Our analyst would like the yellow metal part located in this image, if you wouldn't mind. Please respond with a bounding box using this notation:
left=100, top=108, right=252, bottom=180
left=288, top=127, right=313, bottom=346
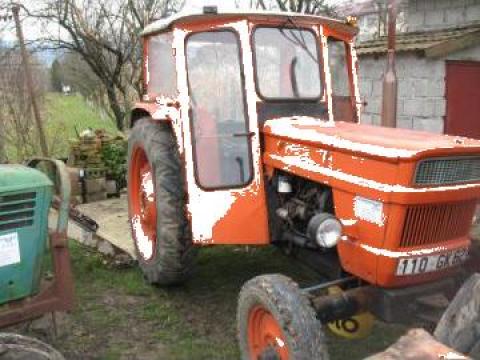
left=327, top=286, right=375, bottom=339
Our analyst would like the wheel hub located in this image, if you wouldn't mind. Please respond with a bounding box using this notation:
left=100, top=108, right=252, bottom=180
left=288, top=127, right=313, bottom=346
left=129, top=146, right=157, bottom=261
left=248, top=306, right=289, bottom=360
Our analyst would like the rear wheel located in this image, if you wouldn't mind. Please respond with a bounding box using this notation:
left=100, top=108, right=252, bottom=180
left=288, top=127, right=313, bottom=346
left=128, top=118, right=196, bottom=285
left=237, top=274, right=328, bottom=360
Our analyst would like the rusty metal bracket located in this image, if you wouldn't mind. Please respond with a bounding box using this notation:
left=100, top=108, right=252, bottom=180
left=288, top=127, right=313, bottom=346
left=0, top=158, right=74, bottom=329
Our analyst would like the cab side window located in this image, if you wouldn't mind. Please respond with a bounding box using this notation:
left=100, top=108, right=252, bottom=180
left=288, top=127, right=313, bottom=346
left=148, top=33, right=177, bottom=96
left=328, top=38, right=356, bottom=122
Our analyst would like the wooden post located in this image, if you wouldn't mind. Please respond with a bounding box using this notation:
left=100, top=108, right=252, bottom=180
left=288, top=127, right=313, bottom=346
left=381, top=0, right=398, bottom=128
left=12, top=5, right=49, bottom=157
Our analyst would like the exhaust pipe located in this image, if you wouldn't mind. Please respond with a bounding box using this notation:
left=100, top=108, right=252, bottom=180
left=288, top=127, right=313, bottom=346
left=381, top=0, right=398, bottom=128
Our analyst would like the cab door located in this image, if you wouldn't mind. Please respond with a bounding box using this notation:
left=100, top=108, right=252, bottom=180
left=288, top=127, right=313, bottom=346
left=178, top=24, right=269, bottom=244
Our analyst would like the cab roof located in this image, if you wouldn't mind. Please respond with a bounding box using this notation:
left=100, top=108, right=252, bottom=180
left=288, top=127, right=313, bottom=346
left=141, top=8, right=358, bottom=37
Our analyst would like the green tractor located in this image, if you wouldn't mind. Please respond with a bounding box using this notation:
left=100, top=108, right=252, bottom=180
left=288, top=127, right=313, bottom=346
left=0, top=158, right=74, bottom=328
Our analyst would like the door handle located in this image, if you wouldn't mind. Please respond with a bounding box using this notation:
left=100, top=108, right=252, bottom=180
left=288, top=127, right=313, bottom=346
left=232, top=131, right=255, bottom=138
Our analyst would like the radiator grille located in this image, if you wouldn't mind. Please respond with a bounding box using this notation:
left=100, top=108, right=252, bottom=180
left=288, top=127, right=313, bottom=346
left=0, top=192, right=36, bottom=231
left=400, top=200, right=476, bottom=248
left=415, top=157, right=480, bottom=185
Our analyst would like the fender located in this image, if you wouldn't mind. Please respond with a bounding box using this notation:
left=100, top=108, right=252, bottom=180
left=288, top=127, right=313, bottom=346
left=130, top=96, right=184, bottom=157
left=130, top=96, right=181, bottom=128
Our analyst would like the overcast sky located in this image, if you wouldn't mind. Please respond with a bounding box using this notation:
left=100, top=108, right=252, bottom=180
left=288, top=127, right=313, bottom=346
left=0, top=0, right=350, bottom=42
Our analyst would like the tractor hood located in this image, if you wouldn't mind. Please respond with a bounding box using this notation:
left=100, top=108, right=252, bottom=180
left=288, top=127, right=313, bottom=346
left=262, top=117, right=480, bottom=161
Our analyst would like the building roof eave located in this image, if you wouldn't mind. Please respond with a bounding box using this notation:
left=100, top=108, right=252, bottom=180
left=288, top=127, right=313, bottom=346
left=356, top=23, right=480, bottom=57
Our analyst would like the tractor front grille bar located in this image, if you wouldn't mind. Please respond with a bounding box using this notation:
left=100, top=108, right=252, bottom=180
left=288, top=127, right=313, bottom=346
left=415, top=156, right=480, bottom=186
left=400, top=200, right=476, bottom=248
left=0, top=192, right=36, bottom=231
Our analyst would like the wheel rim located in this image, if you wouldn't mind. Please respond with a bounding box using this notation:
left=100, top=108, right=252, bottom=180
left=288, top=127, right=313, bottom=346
left=129, top=145, right=157, bottom=261
left=248, top=305, right=289, bottom=360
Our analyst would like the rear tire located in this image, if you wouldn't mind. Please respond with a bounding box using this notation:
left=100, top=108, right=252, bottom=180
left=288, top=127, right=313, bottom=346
left=434, top=273, right=480, bottom=357
left=237, top=274, right=328, bottom=360
left=128, top=118, right=196, bottom=285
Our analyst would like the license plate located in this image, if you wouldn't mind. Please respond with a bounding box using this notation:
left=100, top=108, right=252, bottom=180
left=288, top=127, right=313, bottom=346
left=396, top=248, right=469, bottom=276
left=0, top=232, right=21, bottom=268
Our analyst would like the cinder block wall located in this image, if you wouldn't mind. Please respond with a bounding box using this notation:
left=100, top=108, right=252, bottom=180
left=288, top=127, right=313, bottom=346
left=407, top=0, right=480, bottom=32
left=357, top=0, right=480, bottom=133
left=359, top=45, right=480, bottom=133
left=359, top=53, right=445, bottom=133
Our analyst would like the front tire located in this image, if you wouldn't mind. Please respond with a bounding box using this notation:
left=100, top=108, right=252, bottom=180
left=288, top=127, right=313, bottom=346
left=237, top=274, right=328, bottom=360
left=128, top=118, right=196, bottom=286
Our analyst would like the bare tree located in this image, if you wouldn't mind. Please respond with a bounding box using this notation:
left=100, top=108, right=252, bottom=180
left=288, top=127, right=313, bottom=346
left=21, top=0, right=182, bottom=131
left=0, top=49, right=49, bottom=161
left=249, top=0, right=337, bottom=16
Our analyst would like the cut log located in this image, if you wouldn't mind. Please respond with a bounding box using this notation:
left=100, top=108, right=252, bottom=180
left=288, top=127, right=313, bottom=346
left=366, top=329, right=468, bottom=360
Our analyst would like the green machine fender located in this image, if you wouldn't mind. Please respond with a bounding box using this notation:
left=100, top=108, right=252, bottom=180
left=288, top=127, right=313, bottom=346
left=0, top=165, right=53, bottom=305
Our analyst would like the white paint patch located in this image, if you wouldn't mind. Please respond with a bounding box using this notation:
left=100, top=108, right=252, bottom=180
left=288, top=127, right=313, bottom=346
left=275, top=337, right=285, bottom=348
left=349, top=41, right=362, bottom=122
left=268, top=151, right=480, bottom=194
left=265, top=118, right=419, bottom=159
left=359, top=243, right=449, bottom=259
left=354, top=196, right=384, bottom=226
left=0, top=232, right=21, bottom=267
left=131, top=215, right=154, bottom=260
left=340, top=219, right=357, bottom=226
left=320, top=26, right=334, bottom=124
left=141, top=172, right=155, bottom=202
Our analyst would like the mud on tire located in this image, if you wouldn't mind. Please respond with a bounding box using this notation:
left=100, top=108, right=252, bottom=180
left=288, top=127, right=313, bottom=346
left=237, top=274, right=328, bottom=360
left=128, top=118, right=196, bottom=285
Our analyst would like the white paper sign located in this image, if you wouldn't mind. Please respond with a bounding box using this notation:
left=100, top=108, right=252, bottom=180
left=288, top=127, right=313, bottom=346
left=0, top=232, right=21, bottom=267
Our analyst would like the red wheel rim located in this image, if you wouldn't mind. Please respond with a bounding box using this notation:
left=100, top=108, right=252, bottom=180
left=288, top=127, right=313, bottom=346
left=129, top=146, right=157, bottom=261
left=247, top=305, right=289, bottom=360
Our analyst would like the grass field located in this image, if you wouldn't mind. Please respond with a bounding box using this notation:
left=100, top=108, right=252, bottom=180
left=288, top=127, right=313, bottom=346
left=17, top=242, right=406, bottom=360
left=44, top=93, right=118, bottom=159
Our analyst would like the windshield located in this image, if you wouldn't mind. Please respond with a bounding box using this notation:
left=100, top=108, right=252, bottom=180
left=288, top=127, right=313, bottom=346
left=253, top=27, right=322, bottom=100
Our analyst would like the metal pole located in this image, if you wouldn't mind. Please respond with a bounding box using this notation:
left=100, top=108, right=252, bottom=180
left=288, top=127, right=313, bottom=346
left=381, top=0, right=398, bottom=128
left=12, top=5, right=49, bottom=156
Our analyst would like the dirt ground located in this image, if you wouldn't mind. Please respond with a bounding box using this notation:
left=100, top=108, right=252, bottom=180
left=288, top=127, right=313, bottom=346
left=7, top=241, right=408, bottom=360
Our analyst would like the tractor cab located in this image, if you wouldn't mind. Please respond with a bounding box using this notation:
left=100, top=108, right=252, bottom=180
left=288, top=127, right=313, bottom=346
left=131, top=8, right=360, bottom=245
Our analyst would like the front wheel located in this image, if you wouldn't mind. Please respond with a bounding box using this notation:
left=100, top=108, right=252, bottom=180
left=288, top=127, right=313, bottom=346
left=237, top=274, right=328, bottom=360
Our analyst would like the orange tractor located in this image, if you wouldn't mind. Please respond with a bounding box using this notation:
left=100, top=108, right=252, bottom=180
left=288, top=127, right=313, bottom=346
left=128, top=4, right=480, bottom=359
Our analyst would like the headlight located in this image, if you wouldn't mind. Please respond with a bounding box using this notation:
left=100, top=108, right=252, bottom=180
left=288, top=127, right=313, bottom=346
left=307, top=213, right=342, bottom=248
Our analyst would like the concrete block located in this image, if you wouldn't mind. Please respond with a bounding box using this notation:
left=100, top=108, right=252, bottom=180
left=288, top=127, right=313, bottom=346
left=466, top=0, right=480, bottom=6
left=397, top=99, right=405, bottom=115
left=466, top=5, right=480, bottom=22
left=434, top=98, right=447, bottom=118
left=436, top=0, right=463, bottom=9
left=428, top=80, right=446, bottom=98
left=85, top=178, right=107, bottom=194
left=371, top=114, right=382, bottom=126
left=359, top=79, right=373, bottom=97
left=367, top=98, right=382, bottom=114
left=413, top=118, right=444, bottom=133
left=397, top=116, right=414, bottom=130
left=446, top=8, right=467, bottom=25
left=372, top=81, right=384, bottom=97
left=407, top=12, right=425, bottom=28
left=425, top=9, right=445, bottom=27
left=414, top=79, right=430, bottom=97
left=418, top=99, right=436, bottom=118
left=360, top=113, right=373, bottom=124
left=399, top=80, right=415, bottom=99
left=404, top=99, right=421, bottom=116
